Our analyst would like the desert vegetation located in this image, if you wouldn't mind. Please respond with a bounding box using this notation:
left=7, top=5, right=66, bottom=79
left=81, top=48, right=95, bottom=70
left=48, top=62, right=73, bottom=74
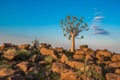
left=0, top=42, right=120, bottom=80
left=60, top=16, right=89, bottom=52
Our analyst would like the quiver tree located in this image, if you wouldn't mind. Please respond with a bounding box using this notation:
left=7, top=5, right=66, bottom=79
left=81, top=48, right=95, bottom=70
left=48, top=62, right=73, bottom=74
left=32, top=38, right=40, bottom=49
left=60, top=16, right=89, bottom=52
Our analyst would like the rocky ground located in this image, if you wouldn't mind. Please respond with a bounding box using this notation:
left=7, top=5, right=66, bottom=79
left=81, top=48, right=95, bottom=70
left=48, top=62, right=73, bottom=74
left=0, top=43, right=120, bottom=80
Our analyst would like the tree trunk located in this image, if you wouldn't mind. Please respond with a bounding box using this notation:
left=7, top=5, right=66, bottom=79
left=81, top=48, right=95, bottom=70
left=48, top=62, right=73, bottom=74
left=71, top=34, right=75, bottom=53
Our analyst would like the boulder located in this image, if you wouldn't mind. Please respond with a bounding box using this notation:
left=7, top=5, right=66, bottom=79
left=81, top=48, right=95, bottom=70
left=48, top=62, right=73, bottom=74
left=67, top=61, right=85, bottom=71
left=40, top=48, right=58, bottom=60
left=109, top=61, right=120, bottom=68
left=0, top=68, right=15, bottom=77
left=75, top=49, right=85, bottom=55
left=104, top=66, right=115, bottom=73
left=79, top=45, right=88, bottom=50
left=73, top=54, right=85, bottom=60
left=55, top=47, right=64, bottom=52
left=2, top=43, right=12, bottom=48
left=60, top=69, right=80, bottom=80
left=111, top=54, right=120, bottom=61
left=3, top=48, right=17, bottom=60
left=105, top=73, right=120, bottom=80
left=16, top=61, right=30, bottom=74
left=29, top=54, right=43, bottom=63
left=60, top=54, right=68, bottom=63
left=96, top=49, right=112, bottom=61
left=81, top=75, right=95, bottom=80
left=115, top=69, right=120, bottom=74
left=18, top=44, right=30, bottom=50
left=7, top=74, right=25, bottom=80
left=52, top=62, right=66, bottom=73
left=52, top=62, right=79, bottom=80
left=40, top=43, right=52, bottom=49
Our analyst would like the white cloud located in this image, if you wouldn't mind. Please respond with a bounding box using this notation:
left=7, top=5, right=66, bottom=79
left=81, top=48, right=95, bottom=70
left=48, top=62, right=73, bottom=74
left=90, top=10, right=109, bottom=35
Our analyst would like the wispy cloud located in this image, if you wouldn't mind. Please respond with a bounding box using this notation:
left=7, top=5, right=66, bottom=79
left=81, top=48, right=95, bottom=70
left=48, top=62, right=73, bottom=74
left=91, top=9, right=109, bottom=35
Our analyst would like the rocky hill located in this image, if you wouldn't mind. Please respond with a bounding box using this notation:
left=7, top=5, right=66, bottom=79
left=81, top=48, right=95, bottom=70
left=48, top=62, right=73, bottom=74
left=0, top=43, right=120, bottom=80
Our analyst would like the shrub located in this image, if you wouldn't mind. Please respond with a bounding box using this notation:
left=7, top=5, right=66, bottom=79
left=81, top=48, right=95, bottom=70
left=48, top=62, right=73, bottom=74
left=30, top=49, right=40, bottom=55
left=17, top=49, right=29, bottom=60
left=0, top=60, right=12, bottom=69
left=44, top=56, right=53, bottom=63
left=86, top=66, right=105, bottom=80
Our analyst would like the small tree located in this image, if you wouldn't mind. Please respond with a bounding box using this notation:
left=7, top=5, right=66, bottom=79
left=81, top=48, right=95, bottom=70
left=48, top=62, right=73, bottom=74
left=60, top=16, right=89, bottom=52
left=32, top=37, right=40, bottom=49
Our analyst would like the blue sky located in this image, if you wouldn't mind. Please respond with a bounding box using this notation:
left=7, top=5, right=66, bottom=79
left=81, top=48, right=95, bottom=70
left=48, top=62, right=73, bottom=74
left=0, top=0, right=120, bottom=52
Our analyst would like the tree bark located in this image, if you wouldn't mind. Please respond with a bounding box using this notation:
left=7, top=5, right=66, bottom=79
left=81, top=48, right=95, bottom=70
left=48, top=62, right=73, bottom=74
left=71, top=34, right=75, bottom=53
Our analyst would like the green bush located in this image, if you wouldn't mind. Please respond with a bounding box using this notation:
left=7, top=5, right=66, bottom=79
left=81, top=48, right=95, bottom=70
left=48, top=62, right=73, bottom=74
left=0, top=60, right=12, bottom=69
left=17, top=49, right=29, bottom=60
left=30, top=49, right=40, bottom=55
left=86, top=66, right=105, bottom=80
left=44, top=56, right=53, bottom=63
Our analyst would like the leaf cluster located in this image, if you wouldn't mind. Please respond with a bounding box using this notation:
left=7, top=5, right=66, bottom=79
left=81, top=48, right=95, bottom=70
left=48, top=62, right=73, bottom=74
left=60, top=16, right=89, bottom=40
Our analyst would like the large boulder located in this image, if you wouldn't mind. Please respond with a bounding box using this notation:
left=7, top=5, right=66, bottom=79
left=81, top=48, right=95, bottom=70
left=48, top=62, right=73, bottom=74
left=29, top=54, right=43, bottom=63
left=96, top=49, right=112, bottom=61
left=52, top=62, right=66, bottom=73
left=18, top=44, right=30, bottom=50
left=73, top=54, right=85, bottom=60
left=52, top=62, right=80, bottom=80
left=60, top=54, right=68, bottom=63
left=16, top=61, right=30, bottom=74
left=60, top=69, right=80, bottom=80
left=55, top=47, right=64, bottom=53
left=3, top=48, right=17, bottom=60
left=115, top=69, right=120, bottom=74
left=79, top=45, right=88, bottom=50
left=81, top=75, right=95, bottom=80
left=105, top=73, right=120, bottom=80
left=108, top=61, right=120, bottom=68
left=104, top=66, right=115, bottom=73
left=40, top=43, right=52, bottom=49
left=75, top=49, right=85, bottom=55
left=40, top=48, right=58, bottom=60
left=67, top=61, right=85, bottom=71
left=0, top=68, right=15, bottom=77
left=111, top=54, right=120, bottom=61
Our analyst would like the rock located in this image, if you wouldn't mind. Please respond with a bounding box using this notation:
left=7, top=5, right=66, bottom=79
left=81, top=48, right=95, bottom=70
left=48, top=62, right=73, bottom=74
left=60, top=69, right=80, bottom=80
left=40, top=43, right=52, bottom=49
left=28, top=66, right=40, bottom=73
left=40, top=48, right=58, bottom=60
left=96, top=49, right=112, bottom=61
left=115, top=69, right=120, bottom=74
left=109, top=61, right=120, bottom=68
left=18, top=44, right=30, bottom=50
left=67, top=61, right=85, bottom=71
left=29, top=54, right=43, bottom=63
left=111, top=54, right=120, bottom=61
left=0, top=68, right=15, bottom=77
left=85, top=54, right=94, bottom=61
left=104, top=66, right=115, bottom=73
left=73, top=54, right=85, bottom=60
left=75, top=49, right=85, bottom=55
left=60, top=54, right=68, bottom=63
left=79, top=45, right=88, bottom=50
left=105, top=73, right=120, bottom=80
left=16, top=61, right=30, bottom=74
left=52, top=62, right=66, bottom=73
left=55, top=47, right=64, bottom=52
left=3, top=48, right=17, bottom=60
left=7, top=74, right=25, bottom=80
left=52, top=62, right=81, bottom=80
left=81, top=75, right=95, bottom=80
